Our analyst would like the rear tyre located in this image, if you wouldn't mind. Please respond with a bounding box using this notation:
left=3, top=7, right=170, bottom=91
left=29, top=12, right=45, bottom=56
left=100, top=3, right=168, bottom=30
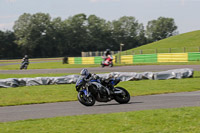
left=109, top=62, right=113, bottom=67
left=24, top=65, right=28, bottom=70
left=114, top=87, right=130, bottom=104
left=77, top=91, right=95, bottom=106
left=20, top=64, right=24, bottom=70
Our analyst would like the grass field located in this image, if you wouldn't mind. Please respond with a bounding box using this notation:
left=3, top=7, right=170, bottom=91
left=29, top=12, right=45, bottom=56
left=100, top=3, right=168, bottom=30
left=0, top=71, right=199, bottom=106
left=121, top=30, right=200, bottom=55
left=1, top=61, right=200, bottom=70
left=0, top=106, right=200, bottom=133
left=1, top=31, right=200, bottom=132
left=0, top=62, right=100, bottom=70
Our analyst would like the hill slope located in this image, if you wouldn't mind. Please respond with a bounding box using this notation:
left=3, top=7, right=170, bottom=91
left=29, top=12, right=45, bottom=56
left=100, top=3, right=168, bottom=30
left=124, top=30, right=200, bottom=55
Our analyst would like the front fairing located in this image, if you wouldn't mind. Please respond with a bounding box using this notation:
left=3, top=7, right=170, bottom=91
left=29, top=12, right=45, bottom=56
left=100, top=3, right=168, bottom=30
left=109, top=78, right=121, bottom=86
left=76, top=76, right=86, bottom=91
left=76, top=76, right=85, bottom=86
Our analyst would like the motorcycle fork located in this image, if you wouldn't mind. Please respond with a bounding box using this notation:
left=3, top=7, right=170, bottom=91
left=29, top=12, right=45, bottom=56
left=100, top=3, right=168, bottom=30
left=84, top=84, right=90, bottom=97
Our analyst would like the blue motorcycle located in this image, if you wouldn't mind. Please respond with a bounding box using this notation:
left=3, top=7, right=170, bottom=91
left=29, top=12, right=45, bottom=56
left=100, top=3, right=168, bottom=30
left=75, top=76, right=130, bottom=106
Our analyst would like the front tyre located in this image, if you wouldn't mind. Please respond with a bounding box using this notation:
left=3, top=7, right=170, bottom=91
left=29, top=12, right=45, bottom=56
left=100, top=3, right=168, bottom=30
left=114, top=87, right=130, bottom=104
left=109, top=62, right=113, bottom=67
left=77, top=91, right=95, bottom=106
left=101, top=61, right=105, bottom=68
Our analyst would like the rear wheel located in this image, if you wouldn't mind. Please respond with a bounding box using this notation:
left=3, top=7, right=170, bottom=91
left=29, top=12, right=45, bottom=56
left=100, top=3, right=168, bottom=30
left=24, top=64, right=28, bottom=69
left=77, top=91, right=95, bottom=106
left=114, top=87, right=130, bottom=104
left=109, top=62, right=113, bottom=67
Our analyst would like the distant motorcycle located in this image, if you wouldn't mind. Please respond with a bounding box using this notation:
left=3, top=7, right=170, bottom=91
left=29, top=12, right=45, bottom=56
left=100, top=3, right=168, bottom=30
left=20, top=61, right=29, bottom=70
left=75, top=76, right=130, bottom=106
left=101, top=55, right=113, bottom=67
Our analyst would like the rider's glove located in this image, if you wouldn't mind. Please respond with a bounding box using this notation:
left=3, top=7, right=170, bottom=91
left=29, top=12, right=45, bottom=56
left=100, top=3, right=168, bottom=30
left=76, top=85, right=80, bottom=92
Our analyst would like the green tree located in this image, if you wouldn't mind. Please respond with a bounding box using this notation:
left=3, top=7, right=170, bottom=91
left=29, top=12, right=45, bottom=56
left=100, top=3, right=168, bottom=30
left=146, top=17, right=178, bottom=42
left=0, top=30, right=20, bottom=59
left=87, top=15, right=114, bottom=51
left=13, top=13, right=53, bottom=57
left=51, top=17, right=72, bottom=56
left=65, top=13, right=88, bottom=56
left=111, top=16, right=146, bottom=50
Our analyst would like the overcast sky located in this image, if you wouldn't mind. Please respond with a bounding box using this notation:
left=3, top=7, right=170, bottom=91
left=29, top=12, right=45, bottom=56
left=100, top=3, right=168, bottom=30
left=0, top=0, right=199, bottom=33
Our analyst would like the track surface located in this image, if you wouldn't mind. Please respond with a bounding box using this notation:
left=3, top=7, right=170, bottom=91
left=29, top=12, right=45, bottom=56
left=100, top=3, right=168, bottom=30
left=0, top=91, right=200, bottom=122
left=0, top=65, right=200, bottom=122
left=0, top=65, right=200, bottom=74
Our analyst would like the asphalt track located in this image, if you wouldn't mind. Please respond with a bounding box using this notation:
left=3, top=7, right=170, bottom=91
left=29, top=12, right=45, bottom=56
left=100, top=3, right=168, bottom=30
left=0, top=91, right=200, bottom=122
left=0, top=65, right=200, bottom=74
left=0, top=65, right=200, bottom=122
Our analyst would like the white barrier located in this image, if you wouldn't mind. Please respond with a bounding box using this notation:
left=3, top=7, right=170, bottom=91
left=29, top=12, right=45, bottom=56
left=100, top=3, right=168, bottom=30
left=0, top=68, right=194, bottom=88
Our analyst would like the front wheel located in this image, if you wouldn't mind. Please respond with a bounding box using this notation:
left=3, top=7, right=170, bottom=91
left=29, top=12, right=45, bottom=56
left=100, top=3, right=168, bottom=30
left=109, top=62, right=113, bottom=67
left=114, top=87, right=130, bottom=104
left=101, top=61, right=105, bottom=68
left=77, top=91, right=95, bottom=106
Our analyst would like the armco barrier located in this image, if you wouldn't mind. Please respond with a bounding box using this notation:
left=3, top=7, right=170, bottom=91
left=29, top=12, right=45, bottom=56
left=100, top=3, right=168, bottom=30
left=188, top=52, right=200, bottom=61
left=82, top=57, right=94, bottom=64
left=121, top=55, right=133, bottom=64
left=68, top=52, right=199, bottom=64
left=74, top=57, right=82, bottom=64
left=94, top=56, right=103, bottom=64
left=68, top=57, right=74, bottom=64
left=157, top=53, right=188, bottom=62
left=133, top=54, right=157, bottom=63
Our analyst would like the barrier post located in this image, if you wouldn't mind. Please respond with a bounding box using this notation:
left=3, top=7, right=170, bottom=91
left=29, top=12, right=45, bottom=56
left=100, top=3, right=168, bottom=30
left=132, top=50, right=134, bottom=55
left=169, top=48, right=171, bottom=53
left=140, top=50, right=143, bottom=54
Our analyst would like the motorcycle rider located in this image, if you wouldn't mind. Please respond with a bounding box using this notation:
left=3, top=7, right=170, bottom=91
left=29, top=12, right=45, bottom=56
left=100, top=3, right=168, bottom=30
left=102, top=49, right=113, bottom=66
left=104, top=49, right=111, bottom=57
left=77, top=69, right=109, bottom=96
left=80, top=68, right=95, bottom=79
left=103, top=49, right=112, bottom=60
left=76, top=69, right=99, bottom=91
left=20, top=55, right=29, bottom=70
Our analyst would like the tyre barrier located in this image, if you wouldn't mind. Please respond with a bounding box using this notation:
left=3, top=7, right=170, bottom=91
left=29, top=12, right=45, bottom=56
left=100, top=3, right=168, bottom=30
left=0, top=68, right=193, bottom=88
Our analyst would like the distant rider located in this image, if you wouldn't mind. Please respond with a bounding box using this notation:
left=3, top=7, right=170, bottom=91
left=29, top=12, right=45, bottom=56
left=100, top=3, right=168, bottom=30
left=104, top=49, right=112, bottom=59
left=102, top=49, right=113, bottom=65
left=20, top=55, right=29, bottom=70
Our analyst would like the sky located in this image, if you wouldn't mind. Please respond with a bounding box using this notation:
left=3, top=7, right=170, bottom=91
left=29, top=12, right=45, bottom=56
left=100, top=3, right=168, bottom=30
left=0, top=0, right=199, bottom=34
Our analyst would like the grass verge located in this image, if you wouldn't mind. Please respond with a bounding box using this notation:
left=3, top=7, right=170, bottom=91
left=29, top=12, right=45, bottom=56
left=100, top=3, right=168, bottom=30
left=1, top=61, right=200, bottom=70
left=0, top=62, right=100, bottom=70
left=0, top=106, right=200, bottom=132
left=0, top=71, right=200, bottom=106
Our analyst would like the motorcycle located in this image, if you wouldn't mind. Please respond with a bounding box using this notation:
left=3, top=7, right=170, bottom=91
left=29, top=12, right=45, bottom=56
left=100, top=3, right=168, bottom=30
left=101, top=55, right=113, bottom=67
left=20, top=61, right=29, bottom=70
left=75, top=75, right=130, bottom=106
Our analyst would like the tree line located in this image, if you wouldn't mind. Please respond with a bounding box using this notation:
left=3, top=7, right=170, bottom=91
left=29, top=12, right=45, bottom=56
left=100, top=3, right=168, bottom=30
left=0, top=13, right=178, bottom=59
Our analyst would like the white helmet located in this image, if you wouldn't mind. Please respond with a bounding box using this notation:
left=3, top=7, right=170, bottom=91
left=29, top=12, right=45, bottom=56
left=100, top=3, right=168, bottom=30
left=80, top=69, right=89, bottom=76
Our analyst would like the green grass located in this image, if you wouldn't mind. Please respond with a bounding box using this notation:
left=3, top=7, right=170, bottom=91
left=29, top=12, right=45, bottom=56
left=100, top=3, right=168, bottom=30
left=118, top=61, right=200, bottom=66
left=122, top=30, right=200, bottom=55
left=0, top=85, right=76, bottom=106
left=1, top=61, right=200, bottom=70
left=0, top=62, right=100, bottom=70
left=0, top=106, right=200, bottom=133
left=0, top=73, right=75, bottom=79
left=0, top=71, right=200, bottom=106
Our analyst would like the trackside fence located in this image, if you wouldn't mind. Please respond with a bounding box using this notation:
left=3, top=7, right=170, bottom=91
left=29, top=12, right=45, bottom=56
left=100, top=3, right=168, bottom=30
left=68, top=52, right=200, bottom=64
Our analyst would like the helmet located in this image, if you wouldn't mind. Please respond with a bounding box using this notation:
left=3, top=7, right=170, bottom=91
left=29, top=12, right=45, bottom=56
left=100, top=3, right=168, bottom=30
left=80, top=69, right=89, bottom=76
left=24, top=55, right=28, bottom=58
left=106, top=49, right=110, bottom=52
